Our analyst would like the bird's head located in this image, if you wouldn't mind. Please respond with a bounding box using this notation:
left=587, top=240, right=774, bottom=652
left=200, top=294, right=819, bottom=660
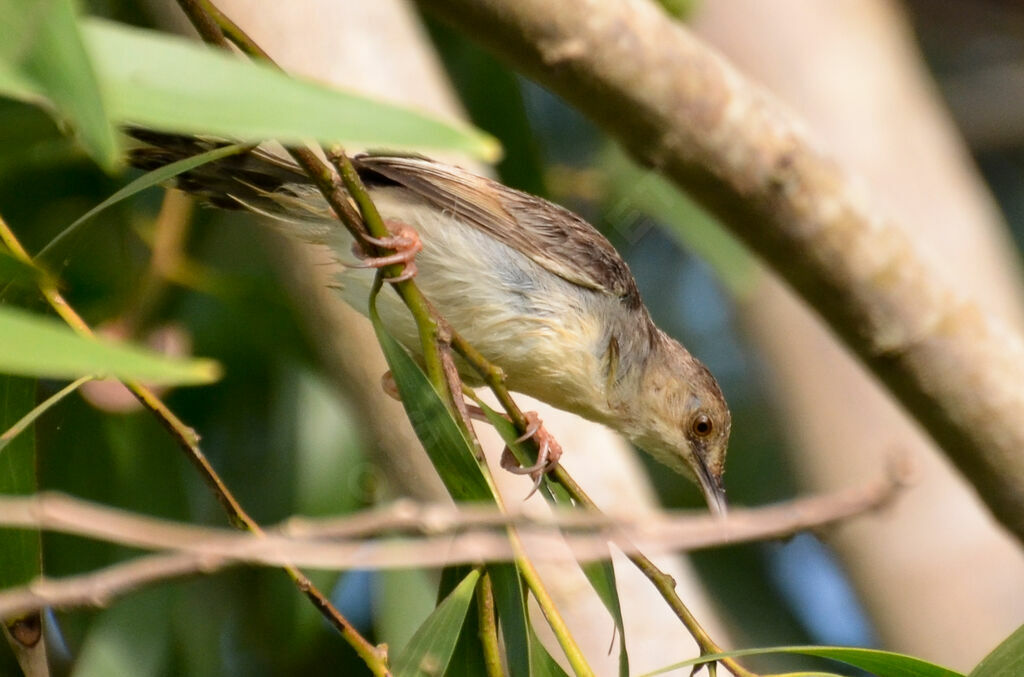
left=626, top=334, right=731, bottom=514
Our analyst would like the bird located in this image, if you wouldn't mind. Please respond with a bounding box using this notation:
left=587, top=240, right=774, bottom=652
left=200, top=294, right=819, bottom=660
left=129, top=132, right=732, bottom=513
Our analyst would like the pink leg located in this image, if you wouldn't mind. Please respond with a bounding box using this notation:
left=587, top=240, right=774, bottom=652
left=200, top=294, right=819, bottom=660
left=350, top=221, right=423, bottom=283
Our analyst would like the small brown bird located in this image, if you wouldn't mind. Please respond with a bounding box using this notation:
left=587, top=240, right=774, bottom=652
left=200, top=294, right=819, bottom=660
left=131, top=134, right=732, bottom=512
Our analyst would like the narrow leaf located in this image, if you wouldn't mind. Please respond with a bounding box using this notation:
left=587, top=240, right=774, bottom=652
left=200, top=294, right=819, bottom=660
left=0, top=376, right=49, bottom=677
left=0, top=376, right=40, bottom=589
left=970, top=623, right=1024, bottom=677
left=489, top=563, right=569, bottom=677
left=477, top=398, right=628, bottom=676
left=0, top=306, right=220, bottom=385
left=392, top=568, right=481, bottom=677
left=79, top=18, right=499, bottom=161
left=643, top=645, right=964, bottom=677
left=0, top=0, right=119, bottom=169
left=36, top=143, right=249, bottom=263
left=0, top=374, right=92, bottom=452
left=368, top=288, right=491, bottom=502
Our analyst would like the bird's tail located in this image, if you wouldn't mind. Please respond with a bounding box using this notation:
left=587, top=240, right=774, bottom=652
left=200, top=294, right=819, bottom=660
left=128, top=130, right=346, bottom=245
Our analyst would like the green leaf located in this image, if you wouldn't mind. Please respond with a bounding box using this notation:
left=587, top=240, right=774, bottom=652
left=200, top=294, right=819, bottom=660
left=642, top=645, right=965, bottom=677
left=392, top=568, right=481, bottom=677
left=476, top=398, right=628, bottom=676
left=368, top=289, right=491, bottom=502
left=79, top=18, right=499, bottom=161
left=36, top=142, right=249, bottom=264
left=0, top=0, right=119, bottom=169
left=970, top=623, right=1024, bottom=677
left=0, top=306, right=221, bottom=385
left=0, top=376, right=41, bottom=603
left=489, top=563, right=569, bottom=677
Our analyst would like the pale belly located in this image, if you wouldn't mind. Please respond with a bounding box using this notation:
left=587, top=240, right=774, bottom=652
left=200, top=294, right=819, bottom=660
left=328, top=189, right=611, bottom=416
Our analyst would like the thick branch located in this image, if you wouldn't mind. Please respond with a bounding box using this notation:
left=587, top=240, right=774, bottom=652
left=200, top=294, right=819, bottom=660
left=414, top=0, right=1024, bottom=541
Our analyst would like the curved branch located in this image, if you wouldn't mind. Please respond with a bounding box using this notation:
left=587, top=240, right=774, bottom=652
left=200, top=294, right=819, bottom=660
left=414, top=0, right=1024, bottom=542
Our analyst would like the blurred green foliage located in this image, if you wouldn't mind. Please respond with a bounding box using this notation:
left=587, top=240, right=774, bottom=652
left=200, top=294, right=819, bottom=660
left=3, top=2, right=1019, bottom=677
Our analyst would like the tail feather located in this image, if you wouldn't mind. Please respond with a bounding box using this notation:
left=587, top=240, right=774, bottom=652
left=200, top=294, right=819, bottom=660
left=128, top=130, right=318, bottom=213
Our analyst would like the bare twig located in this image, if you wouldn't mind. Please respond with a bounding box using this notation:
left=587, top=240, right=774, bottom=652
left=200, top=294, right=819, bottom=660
left=412, top=0, right=1024, bottom=544
left=0, top=216, right=386, bottom=672
left=0, top=475, right=902, bottom=619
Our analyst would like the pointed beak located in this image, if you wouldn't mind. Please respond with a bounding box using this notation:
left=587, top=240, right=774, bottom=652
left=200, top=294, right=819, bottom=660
left=695, top=459, right=727, bottom=516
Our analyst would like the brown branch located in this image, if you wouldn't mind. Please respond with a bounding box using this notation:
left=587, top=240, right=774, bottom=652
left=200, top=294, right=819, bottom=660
left=412, top=0, right=1024, bottom=543
left=0, top=475, right=902, bottom=619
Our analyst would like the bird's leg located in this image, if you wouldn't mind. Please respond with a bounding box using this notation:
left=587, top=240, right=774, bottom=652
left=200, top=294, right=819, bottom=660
left=381, top=373, right=561, bottom=494
left=350, top=220, right=422, bottom=283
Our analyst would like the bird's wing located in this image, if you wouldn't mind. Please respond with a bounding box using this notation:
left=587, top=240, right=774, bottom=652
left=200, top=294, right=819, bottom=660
left=355, top=155, right=642, bottom=308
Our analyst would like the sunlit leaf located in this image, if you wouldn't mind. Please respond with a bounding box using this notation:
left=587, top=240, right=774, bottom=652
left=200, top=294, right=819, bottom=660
left=392, top=568, right=481, bottom=677
left=82, top=19, right=499, bottom=161
left=0, top=0, right=119, bottom=169
left=0, top=306, right=220, bottom=385
left=970, top=623, right=1024, bottom=677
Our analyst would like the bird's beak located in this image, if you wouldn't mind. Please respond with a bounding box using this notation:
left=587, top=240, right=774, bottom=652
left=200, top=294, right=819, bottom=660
left=695, top=459, right=727, bottom=516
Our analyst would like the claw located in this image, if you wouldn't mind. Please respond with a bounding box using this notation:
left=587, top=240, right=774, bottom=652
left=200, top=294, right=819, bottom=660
left=500, top=411, right=562, bottom=498
left=350, top=222, right=422, bottom=283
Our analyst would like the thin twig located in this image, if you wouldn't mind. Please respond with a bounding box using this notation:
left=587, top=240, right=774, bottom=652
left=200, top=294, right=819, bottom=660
left=1, top=213, right=389, bottom=674
left=327, top=148, right=451, bottom=399
left=0, top=477, right=901, bottom=620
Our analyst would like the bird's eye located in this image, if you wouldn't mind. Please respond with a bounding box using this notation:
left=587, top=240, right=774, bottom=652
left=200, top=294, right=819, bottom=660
left=691, top=413, right=713, bottom=438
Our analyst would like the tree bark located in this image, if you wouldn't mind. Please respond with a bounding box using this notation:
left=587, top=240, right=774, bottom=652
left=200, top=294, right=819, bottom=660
left=692, top=0, right=1024, bottom=668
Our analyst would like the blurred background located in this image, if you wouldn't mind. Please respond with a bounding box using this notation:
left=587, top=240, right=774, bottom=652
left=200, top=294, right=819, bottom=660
left=2, top=0, right=1023, bottom=675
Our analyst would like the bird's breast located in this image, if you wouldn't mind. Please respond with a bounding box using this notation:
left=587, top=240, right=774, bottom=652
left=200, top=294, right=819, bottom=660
left=332, top=189, right=619, bottom=417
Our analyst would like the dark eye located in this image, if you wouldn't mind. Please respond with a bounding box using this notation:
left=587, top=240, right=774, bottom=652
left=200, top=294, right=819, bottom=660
left=691, top=413, right=713, bottom=438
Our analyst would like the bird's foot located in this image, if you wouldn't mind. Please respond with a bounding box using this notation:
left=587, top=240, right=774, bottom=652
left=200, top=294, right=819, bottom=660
left=350, top=220, right=422, bottom=283
left=500, top=411, right=563, bottom=498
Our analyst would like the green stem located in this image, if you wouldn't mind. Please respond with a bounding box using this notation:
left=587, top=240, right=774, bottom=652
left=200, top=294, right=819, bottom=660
left=506, top=529, right=594, bottom=677
left=328, top=148, right=451, bottom=400
left=183, top=0, right=454, bottom=406
left=476, top=571, right=506, bottom=677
